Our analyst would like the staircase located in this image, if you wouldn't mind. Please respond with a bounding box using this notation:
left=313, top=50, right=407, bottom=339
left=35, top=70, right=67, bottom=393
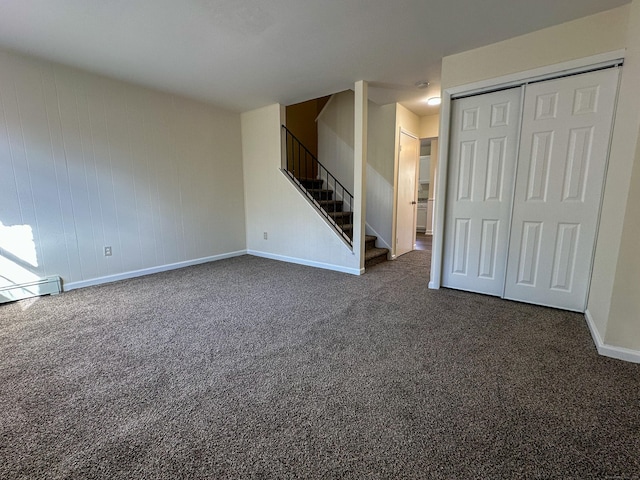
left=283, top=126, right=354, bottom=244
left=365, top=235, right=388, bottom=268
left=298, top=177, right=353, bottom=241
left=283, top=125, right=388, bottom=268
left=299, top=177, right=388, bottom=268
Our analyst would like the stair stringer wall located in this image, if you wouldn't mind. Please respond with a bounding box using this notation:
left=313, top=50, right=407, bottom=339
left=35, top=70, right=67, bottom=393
left=242, top=104, right=361, bottom=275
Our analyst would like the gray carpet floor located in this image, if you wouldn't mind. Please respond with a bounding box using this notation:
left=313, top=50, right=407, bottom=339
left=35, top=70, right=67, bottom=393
left=1, top=246, right=639, bottom=479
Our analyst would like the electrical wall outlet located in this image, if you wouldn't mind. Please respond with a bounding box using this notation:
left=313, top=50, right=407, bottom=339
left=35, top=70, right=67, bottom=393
left=104, top=246, right=112, bottom=256
left=263, top=232, right=268, bottom=240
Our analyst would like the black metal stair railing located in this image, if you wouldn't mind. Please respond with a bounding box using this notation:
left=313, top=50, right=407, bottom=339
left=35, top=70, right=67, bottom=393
left=282, top=125, right=354, bottom=246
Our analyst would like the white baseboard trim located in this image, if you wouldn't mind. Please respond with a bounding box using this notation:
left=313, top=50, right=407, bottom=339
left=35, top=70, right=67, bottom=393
left=63, top=250, right=247, bottom=291
left=247, top=250, right=361, bottom=275
left=584, top=309, right=640, bottom=364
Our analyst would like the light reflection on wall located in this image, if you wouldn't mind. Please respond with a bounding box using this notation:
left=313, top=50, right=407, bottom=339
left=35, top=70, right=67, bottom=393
left=0, top=221, right=39, bottom=291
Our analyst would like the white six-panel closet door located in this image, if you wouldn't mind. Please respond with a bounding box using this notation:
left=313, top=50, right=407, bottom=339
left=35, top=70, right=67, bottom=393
left=504, top=68, right=619, bottom=311
left=442, top=87, right=522, bottom=296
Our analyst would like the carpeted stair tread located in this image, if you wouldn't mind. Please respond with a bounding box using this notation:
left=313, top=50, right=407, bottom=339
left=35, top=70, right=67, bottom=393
left=365, top=235, right=377, bottom=249
left=364, top=234, right=388, bottom=268
left=299, top=178, right=324, bottom=189
left=289, top=172, right=361, bottom=246
left=365, top=247, right=388, bottom=261
left=328, top=211, right=352, bottom=221
left=307, top=188, right=334, bottom=200
left=318, top=200, right=343, bottom=212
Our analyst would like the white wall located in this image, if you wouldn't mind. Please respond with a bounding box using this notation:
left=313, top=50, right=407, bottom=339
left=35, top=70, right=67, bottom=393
left=428, top=139, right=439, bottom=202
left=439, top=3, right=640, bottom=360
left=607, top=120, right=640, bottom=349
left=0, top=49, right=246, bottom=291
left=394, top=104, right=421, bottom=153
left=363, top=101, right=423, bottom=252
left=441, top=5, right=629, bottom=89
left=318, top=91, right=396, bottom=250
left=365, top=102, right=396, bottom=248
left=317, top=90, right=355, bottom=193
left=241, top=104, right=360, bottom=274
left=419, top=114, right=439, bottom=139
left=601, top=0, right=640, bottom=352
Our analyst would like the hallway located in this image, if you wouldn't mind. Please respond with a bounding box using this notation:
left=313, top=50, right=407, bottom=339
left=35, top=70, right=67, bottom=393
left=415, top=233, right=432, bottom=253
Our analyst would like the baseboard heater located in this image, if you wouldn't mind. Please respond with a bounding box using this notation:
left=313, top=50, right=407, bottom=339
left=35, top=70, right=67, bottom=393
left=0, top=276, right=62, bottom=304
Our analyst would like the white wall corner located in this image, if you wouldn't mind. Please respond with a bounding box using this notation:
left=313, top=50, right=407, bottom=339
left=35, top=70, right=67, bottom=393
left=585, top=309, right=640, bottom=364
left=429, top=92, right=451, bottom=290
left=354, top=80, right=368, bottom=271
left=315, top=94, right=334, bottom=122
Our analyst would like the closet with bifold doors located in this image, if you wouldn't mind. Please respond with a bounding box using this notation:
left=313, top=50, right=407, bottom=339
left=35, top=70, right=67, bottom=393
left=442, top=67, right=620, bottom=312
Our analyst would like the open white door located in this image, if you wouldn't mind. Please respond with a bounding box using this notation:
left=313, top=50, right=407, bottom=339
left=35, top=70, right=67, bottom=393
left=396, top=131, right=419, bottom=257
left=443, top=87, right=522, bottom=295
left=504, top=68, right=619, bottom=311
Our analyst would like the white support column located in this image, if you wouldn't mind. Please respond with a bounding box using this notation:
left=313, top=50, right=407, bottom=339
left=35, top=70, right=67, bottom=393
left=429, top=91, right=451, bottom=289
left=354, top=80, right=368, bottom=273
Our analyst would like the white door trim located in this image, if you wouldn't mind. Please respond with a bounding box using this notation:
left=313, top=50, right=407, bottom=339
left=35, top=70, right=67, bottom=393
left=430, top=49, right=625, bottom=290
left=392, top=127, right=419, bottom=258
left=448, top=49, right=625, bottom=99
left=398, top=127, right=419, bottom=140
left=393, top=128, right=419, bottom=258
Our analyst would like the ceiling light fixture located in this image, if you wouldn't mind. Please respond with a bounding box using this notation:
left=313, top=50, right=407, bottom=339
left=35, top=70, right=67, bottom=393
left=426, top=97, right=442, bottom=106
left=414, top=80, right=430, bottom=89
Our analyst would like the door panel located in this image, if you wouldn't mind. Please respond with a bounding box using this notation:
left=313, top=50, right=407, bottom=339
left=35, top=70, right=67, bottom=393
left=443, top=87, right=522, bottom=295
left=396, top=131, right=419, bottom=257
left=478, top=219, right=499, bottom=279
left=504, top=68, right=619, bottom=311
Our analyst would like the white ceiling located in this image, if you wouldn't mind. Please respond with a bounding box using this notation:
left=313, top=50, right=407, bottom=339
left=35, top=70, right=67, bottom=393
left=0, top=0, right=630, bottom=116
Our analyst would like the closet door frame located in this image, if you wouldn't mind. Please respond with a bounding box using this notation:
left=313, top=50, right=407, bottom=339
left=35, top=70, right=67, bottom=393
left=430, top=50, right=625, bottom=292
